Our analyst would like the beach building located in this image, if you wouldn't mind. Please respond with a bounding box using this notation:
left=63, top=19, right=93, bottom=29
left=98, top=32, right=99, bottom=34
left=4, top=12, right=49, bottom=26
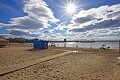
left=0, top=36, right=9, bottom=47
left=33, top=40, right=48, bottom=49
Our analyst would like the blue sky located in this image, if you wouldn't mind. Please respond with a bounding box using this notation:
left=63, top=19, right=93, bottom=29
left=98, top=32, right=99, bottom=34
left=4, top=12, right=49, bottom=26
left=0, top=0, right=120, bottom=40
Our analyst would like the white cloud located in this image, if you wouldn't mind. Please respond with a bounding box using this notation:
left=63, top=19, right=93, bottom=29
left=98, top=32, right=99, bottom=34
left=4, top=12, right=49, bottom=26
left=0, top=0, right=59, bottom=30
left=0, top=1, right=120, bottom=40
left=0, top=0, right=60, bottom=39
left=49, top=3, right=120, bottom=40
left=9, top=16, right=48, bottom=29
left=78, top=28, right=120, bottom=40
left=66, top=4, right=120, bottom=40
left=24, top=0, right=59, bottom=23
left=55, top=22, right=67, bottom=30
left=68, top=4, right=120, bottom=32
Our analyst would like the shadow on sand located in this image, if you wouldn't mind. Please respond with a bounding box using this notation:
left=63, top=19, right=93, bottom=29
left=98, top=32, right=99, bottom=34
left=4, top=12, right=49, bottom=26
left=25, top=49, right=47, bottom=51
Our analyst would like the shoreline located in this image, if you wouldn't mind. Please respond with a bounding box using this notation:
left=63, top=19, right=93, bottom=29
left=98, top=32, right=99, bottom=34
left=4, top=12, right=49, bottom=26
left=14, top=42, right=119, bottom=49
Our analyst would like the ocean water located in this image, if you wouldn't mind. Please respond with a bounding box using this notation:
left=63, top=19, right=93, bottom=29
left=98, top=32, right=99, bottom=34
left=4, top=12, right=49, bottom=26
left=49, top=42, right=119, bottom=49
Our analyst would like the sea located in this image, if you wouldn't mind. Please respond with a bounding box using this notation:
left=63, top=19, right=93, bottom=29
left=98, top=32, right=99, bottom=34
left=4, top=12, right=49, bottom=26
left=48, top=42, right=119, bottom=49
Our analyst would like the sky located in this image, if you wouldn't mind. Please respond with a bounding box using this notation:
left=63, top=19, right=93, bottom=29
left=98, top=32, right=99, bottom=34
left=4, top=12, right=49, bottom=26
left=0, top=0, right=120, bottom=40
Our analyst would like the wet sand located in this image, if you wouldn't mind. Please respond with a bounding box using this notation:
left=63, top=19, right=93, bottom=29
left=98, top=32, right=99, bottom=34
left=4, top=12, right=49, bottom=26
left=0, top=43, right=120, bottom=80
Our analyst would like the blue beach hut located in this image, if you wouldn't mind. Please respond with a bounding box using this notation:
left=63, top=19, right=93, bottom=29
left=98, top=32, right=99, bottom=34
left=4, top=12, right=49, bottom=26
left=33, top=40, right=48, bottom=49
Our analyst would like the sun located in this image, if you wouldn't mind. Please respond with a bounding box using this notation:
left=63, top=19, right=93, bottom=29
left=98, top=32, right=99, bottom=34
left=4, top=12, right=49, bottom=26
left=63, top=0, right=79, bottom=16
left=66, top=4, right=76, bottom=14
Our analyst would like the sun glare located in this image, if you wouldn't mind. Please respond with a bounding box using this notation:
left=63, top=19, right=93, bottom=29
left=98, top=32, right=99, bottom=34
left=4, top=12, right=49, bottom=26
left=66, top=4, right=76, bottom=14
left=63, top=0, right=79, bottom=16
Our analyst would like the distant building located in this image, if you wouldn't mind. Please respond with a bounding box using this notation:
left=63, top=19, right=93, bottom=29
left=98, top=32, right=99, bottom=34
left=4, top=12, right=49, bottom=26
left=0, top=36, right=9, bottom=47
left=64, top=39, right=66, bottom=42
left=8, top=37, right=29, bottom=43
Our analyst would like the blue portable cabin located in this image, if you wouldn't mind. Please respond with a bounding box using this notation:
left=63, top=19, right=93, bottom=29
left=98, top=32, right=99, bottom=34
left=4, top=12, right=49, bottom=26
left=33, top=40, right=48, bottom=49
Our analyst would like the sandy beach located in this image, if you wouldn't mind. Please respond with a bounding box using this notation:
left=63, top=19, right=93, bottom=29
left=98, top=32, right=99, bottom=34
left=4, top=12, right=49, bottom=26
left=0, top=43, right=120, bottom=80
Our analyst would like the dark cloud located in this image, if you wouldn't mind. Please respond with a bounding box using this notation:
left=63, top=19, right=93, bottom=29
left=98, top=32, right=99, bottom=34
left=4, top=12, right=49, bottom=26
left=10, top=30, right=28, bottom=36
left=69, top=19, right=120, bottom=32
left=10, top=30, right=38, bottom=37
left=73, top=15, right=95, bottom=24
left=15, top=18, right=44, bottom=29
left=107, top=11, right=120, bottom=19
left=43, top=31, right=50, bottom=33
left=69, top=28, right=86, bottom=32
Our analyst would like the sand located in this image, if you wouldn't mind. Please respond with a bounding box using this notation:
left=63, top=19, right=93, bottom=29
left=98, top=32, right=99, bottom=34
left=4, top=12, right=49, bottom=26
left=0, top=43, right=120, bottom=80
left=0, top=43, right=64, bottom=67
